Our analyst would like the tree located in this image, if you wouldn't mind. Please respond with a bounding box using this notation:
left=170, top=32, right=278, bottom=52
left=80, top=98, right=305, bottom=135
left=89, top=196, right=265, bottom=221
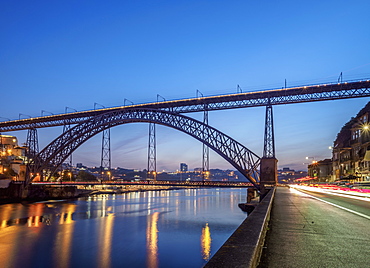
left=76, top=170, right=97, bottom=182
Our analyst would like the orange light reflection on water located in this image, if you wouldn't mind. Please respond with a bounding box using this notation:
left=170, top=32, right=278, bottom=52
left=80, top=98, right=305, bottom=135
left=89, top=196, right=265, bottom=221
left=201, top=222, right=212, bottom=261
left=98, top=213, right=115, bottom=268
left=53, top=203, right=76, bottom=268
left=146, top=212, right=160, bottom=268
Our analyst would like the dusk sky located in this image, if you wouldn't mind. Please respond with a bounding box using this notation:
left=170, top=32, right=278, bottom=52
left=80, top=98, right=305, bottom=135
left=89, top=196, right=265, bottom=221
left=1, top=1, right=370, bottom=172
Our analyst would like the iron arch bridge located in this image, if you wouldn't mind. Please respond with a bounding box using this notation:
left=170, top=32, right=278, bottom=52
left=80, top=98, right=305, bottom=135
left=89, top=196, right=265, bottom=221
left=29, top=108, right=261, bottom=189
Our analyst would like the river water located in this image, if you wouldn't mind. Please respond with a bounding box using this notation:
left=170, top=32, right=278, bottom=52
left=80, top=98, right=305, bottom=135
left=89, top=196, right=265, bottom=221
left=0, top=188, right=248, bottom=268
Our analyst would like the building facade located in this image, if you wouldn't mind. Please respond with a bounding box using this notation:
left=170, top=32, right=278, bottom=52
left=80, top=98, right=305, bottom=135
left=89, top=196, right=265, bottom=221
left=307, top=159, right=332, bottom=182
left=0, top=135, right=27, bottom=181
left=331, top=102, right=370, bottom=181
left=180, top=163, right=188, bottom=172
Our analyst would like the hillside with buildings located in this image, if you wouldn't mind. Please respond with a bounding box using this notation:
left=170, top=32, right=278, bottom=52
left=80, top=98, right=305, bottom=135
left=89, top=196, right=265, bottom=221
left=308, top=101, right=370, bottom=182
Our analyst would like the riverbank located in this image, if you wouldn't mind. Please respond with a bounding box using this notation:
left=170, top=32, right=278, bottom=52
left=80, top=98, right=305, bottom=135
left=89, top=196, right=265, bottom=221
left=0, top=182, right=193, bottom=204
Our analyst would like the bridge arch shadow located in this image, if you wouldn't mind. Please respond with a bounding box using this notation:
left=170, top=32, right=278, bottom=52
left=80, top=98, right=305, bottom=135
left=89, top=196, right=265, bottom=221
left=30, top=108, right=261, bottom=188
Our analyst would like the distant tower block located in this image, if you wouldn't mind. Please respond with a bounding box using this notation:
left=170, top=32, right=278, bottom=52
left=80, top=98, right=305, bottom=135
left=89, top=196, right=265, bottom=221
left=180, top=163, right=188, bottom=172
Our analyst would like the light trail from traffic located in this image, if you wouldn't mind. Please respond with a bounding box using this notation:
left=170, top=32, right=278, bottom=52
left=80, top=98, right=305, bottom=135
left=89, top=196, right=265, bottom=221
left=289, top=185, right=370, bottom=220
left=289, top=184, right=370, bottom=202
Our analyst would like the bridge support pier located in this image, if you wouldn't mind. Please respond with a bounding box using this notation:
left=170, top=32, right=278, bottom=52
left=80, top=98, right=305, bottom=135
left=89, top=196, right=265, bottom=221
left=260, top=157, right=278, bottom=196
left=260, top=102, right=277, bottom=196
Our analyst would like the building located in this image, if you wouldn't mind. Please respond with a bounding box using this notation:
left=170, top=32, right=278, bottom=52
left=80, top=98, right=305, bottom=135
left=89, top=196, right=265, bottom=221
left=331, top=101, right=370, bottom=181
left=0, top=135, right=27, bottom=181
left=180, top=163, right=188, bottom=172
left=277, top=168, right=307, bottom=183
left=307, top=159, right=332, bottom=182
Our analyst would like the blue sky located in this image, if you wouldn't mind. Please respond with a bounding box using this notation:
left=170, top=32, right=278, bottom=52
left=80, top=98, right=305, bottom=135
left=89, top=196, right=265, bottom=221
left=1, top=1, right=370, bottom=172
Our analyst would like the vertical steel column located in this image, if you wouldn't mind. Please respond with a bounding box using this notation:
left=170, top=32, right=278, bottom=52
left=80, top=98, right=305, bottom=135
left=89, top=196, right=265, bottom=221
left=100, top=128, right=111, bottom=180
left=26, top=128, right=39, bottom=159
left=147, top=122, right=157, bottom=180
left=63, top=123, right=73, bottom=168
left=260, top=101, right=278, bottom=192
left=263, top=103, right=275, bottom=158
left=26, top=128, right=39, bottom=182
left=202, top=104, right=210, bottom=180
left=63, top=107, right=76, bottom=175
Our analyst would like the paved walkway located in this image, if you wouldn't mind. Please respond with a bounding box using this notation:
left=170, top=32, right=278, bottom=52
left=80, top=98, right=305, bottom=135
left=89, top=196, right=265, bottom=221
left=258, top=186, right=370, bottom=268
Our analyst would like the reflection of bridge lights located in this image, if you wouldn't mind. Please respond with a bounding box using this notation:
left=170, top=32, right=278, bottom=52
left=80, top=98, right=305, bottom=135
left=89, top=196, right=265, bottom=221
left=54, top=204, right=76, bottom=268
left=201, top=223, right=212, bottom=261
left=98, top=213, right=114, bottom=268
left=146, top=212, right=159, bottom=268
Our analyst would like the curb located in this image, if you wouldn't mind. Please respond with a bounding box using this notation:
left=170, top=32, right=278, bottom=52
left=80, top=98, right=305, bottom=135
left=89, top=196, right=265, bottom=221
left=204, top=187, right=276, bottom=268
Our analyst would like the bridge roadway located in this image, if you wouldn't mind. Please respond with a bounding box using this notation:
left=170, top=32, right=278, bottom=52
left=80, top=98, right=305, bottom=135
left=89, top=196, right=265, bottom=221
left=0, top=79, right=369, bottom=132
left=258, top=186, right=370, bottom=268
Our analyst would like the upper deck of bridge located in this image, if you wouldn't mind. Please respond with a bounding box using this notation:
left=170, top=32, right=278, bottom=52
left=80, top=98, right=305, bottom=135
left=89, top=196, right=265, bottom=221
left=1, top=79, right=369, bottom=132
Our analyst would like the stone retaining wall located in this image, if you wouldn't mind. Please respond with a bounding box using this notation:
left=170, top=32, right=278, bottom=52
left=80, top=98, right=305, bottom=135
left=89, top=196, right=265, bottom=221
left=204, top=187, right=276, bottom=268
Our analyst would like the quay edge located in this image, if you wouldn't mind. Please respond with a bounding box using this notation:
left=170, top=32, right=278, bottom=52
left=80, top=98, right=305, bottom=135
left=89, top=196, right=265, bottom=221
left=204, top=187, right=276, bottom=268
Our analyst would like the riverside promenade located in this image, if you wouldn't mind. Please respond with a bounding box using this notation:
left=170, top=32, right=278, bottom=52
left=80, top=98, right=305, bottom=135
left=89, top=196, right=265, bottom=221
left=258, top=186, right=370, bottom=268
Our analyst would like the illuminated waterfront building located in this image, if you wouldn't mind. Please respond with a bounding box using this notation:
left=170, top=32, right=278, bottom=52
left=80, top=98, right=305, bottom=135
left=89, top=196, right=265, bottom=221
left=0, top=135, right=27, bottom=181
left=331, top=101, right=370, bottom=181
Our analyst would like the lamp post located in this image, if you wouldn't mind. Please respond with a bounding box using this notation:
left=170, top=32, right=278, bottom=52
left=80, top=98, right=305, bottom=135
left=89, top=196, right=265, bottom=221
left=305, top=156, right=316, bottom=162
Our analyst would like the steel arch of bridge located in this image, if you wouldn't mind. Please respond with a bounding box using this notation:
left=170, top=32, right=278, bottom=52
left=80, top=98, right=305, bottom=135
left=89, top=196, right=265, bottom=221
left=30, top=108, right=261, bottom=188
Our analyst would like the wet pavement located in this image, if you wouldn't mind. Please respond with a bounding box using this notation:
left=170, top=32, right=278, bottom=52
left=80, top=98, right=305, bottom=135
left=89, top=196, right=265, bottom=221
left=258, top=186, right=370, bottom=268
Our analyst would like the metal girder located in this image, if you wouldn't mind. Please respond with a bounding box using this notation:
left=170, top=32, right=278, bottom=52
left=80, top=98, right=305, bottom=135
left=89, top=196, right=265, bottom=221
left=147, top=122, right=156, bottom=180
left=28, top=108, right=261, bottom=188
left=263, top=104, right=275, bottom=158
left=1, top=80, right=369, bottom=132
left=26, top=128, right=39, bottom=158
left=25, top=128, right=40, bottom=181
left=63, top=120, right=73, bottom=169
left=100, top=128, right=111, bottom=180
left=202, top=104, right=210, bottom=180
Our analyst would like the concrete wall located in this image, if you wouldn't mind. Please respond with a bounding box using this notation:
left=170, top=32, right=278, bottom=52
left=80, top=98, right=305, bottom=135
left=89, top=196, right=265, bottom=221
left=204, top=187, right=276, bottom=268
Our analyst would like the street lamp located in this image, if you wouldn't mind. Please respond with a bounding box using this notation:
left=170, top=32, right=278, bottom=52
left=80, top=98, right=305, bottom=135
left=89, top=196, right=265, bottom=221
left=305, top=156, right=317, bottom=163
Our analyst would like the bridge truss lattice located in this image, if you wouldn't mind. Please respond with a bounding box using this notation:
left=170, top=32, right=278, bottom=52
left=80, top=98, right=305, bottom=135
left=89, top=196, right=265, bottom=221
left=29, top=108, right=261, bottom=188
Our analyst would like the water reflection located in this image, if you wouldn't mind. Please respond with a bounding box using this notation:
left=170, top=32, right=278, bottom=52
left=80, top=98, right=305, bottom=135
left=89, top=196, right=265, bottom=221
left=53, top=204, right=76, bottom=268
left=146, top=212, right=160, bottom=268
left=201, top=223, right=212, bottom=261
left=0, top=188, right=247, bottom=268
left=98, top=213, right=115, bottom=268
